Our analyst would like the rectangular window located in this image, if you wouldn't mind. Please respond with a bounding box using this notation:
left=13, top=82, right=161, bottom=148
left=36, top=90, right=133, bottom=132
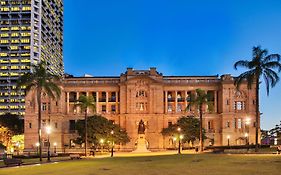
left=111, top=105, right=116, bottom=112
left=102, top=105, right=106, bottom=112
left=168, top=121, right=172, bottom=127
left=42, top=103, right=47, bottom=111
left=111, top=92, right=116, bottom=101
left=237, top=118, right=242, bottom=129
left=168, top=104, right=172, bottom=112
left=102, top=92, right=106, bottom=98
left=235, top=101, right=245, bottom=110
left=208, top=121, right=213, bottom=130
left=226, top=121, right=230, bottom=128
left=29, top=123, right=32, bottom=128
left=69, top=120, right=75, bottom=131
left=55, top=122, right=58, bottom=129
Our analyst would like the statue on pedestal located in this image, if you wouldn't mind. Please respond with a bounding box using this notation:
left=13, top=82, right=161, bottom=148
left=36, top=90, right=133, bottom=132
left=133, top=119, right=150, bottom=152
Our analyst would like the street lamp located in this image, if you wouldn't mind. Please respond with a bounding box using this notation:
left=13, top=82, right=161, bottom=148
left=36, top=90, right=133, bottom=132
left=227, top=135, right=230, bottom=146
left=46, top=126, right=52, bottom=162
left=177, top=127, right=182, bottom=154
left=53, top=142, right=57, bottom=154
left=110, top=130, right=114, bottom=157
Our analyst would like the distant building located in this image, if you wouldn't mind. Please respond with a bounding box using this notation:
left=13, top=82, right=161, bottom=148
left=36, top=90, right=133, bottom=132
left=0, top=0, right=64, bottom=115
left=24, top=68, right=259, bottom=152
left=262, top=122, right=281, bottom=145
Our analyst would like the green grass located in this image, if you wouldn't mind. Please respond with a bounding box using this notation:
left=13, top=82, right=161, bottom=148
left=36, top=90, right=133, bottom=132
left=0, top=154, right=281, bottom=175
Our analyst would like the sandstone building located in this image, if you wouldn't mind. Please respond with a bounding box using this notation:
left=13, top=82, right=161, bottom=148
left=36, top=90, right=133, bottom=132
left=24, top=68, right=258, bottom=152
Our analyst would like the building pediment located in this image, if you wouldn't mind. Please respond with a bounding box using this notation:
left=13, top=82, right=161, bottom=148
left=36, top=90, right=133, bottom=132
left=124, top=75, right=162, bottom=85
left=120, top=68, right=163, bottom=85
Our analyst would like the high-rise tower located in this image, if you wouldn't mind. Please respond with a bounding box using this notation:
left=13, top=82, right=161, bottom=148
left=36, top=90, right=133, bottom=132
left=0, top=0, right=63, bottom=115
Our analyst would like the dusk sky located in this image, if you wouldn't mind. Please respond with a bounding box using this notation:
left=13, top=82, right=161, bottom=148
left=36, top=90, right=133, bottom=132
left=64, top=0, right=281, bottom=130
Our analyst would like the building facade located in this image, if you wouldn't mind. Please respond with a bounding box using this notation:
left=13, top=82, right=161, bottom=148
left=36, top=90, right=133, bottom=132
left=0, top=0, right=63, bottom=115
left=24, top=68, right=259, bottom=152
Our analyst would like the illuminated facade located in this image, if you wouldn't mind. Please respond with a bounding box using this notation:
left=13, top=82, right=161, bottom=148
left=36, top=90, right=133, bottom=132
left=0, top=0, right=63, bottom=115
left=24, top=68, right=259, bottom=152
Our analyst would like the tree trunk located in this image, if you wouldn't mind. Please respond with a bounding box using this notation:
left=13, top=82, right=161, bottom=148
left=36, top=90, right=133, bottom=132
left=37, top=88, right=42, bottom=161
left=199, top=105, right=203, bottom=152
left=85, top=109, right=87, bottom=157
left=255, top=77, right=260, bottom=152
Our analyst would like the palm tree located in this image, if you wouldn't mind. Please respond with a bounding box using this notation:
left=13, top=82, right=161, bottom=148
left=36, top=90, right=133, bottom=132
left=187, top=89, right=213, bottom=152
left=75, top=95, right=95, bottom=157
left=234, top=46, right=281, bottom=152
left=17, top=61, right=61, bottom=161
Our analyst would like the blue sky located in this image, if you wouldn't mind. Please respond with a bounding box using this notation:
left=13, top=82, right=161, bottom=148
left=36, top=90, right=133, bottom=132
left=63, top=0, right=281, bottom=129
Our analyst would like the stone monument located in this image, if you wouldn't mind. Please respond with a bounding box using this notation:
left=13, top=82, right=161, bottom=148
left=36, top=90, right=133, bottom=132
left=133, top=120, right=150, bottom=152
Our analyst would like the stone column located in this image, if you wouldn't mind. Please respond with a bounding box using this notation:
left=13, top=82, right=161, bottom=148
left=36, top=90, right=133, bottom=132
left=175, top=91, right=178, bottom=113
left=106, top=91, right=109, bottom=113
left=96, top=92, right=99, bottom=113
left=116, top=91, right=119, bottom=113
left=214, top=91, right=217, bottom=113
left=165, top=91, right=168, bottom=114
left=76, top=92, right=79, bottom=113
left=184, top=91, right=187, bottom=112
left=205, top=90, right=208, bottom=112
left=66, top=92, right=69, bottom=114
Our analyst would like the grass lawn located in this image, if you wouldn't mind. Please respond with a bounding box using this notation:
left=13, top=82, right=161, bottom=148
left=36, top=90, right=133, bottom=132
left=0, top=154, right=280, bottom=175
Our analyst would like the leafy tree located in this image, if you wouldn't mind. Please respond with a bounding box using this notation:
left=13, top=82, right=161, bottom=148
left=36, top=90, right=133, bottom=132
left=16, top=61, right=61, bottom=161
left=234, top=46, right=281, bottom=152
left=187, top=89, right=213, bottom=152
left=0, top=113, right=23, bottom=135
left=162, top=116, right=203, bottom=145
left=75, top=115, right=130, bottom=147
left=75, top=95, right=95, bottom=156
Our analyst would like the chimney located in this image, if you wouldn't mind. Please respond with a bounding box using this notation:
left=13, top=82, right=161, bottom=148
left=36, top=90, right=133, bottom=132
left=127, top=67, right=133, bottom=75
left=150, top=67, right=157, bottom=75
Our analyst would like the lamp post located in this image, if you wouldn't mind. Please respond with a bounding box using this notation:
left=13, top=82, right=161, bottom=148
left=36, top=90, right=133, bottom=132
left=53, top=142, right=57, bottom=154
left=177, top=127, right=182, bottom=154
left=36, top=142, right=40, bottom=155
left=245, top=118, right=251, bottom=149
left=227, top=135, right=230, bottom=146
left=46, top=126, right=51, bottom=162
left=110, top=130, right=114, bottom=157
